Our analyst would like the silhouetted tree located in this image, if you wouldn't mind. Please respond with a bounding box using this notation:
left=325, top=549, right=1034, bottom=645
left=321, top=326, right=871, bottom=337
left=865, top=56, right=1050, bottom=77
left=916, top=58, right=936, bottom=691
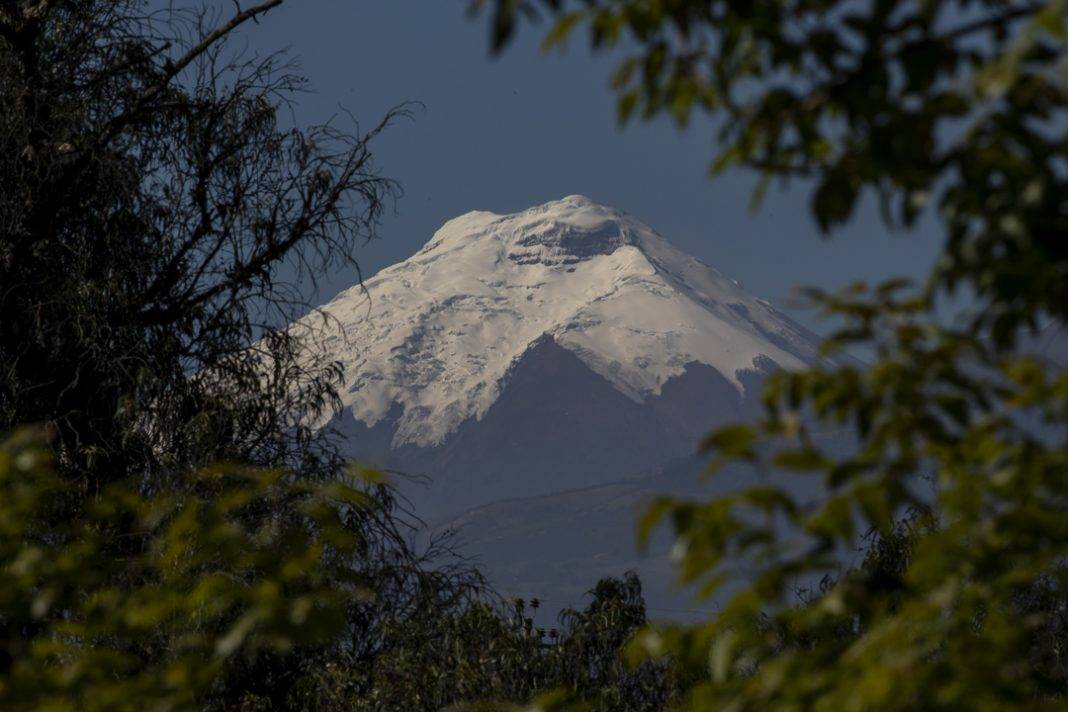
left=0, top=2, right=489, bottom=707
left=0, top=0, right=399, bottom=492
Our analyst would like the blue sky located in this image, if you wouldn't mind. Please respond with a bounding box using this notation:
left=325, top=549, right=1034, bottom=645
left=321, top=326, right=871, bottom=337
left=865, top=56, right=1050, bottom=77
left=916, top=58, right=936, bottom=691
left=245, top=0, right=944, bottom=334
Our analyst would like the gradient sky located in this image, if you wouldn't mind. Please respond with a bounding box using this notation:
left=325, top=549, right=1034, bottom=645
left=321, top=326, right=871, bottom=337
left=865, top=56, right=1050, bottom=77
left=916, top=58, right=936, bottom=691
left=244, top=1, right=944, bottom=334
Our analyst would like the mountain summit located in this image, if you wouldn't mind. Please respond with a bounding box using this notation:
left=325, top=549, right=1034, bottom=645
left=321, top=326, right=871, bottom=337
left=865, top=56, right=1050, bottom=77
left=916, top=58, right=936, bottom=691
left=314, top=195, right=821, bottom=457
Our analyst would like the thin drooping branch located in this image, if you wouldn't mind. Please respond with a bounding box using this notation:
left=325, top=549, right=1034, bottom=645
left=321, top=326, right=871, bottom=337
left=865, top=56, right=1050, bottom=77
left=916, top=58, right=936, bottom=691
left=110, top=0, right=283, bottom=131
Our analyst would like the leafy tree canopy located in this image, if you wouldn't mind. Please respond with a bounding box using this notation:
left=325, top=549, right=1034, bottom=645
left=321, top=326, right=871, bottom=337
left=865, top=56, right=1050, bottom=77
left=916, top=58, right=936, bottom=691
left=478, top=1, right=1068, bottom=708
left=0, top=428, right=374, bottom=710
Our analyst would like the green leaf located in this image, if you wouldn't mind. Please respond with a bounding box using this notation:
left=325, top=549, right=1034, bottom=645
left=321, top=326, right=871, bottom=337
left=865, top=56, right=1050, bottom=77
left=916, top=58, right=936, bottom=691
left=636, top=497, right=675, bottom=550
left=772, top=449, right=830, bottom=472
left=812, top=169, right=860, bottom=233
left=540, top=12, right=584, bottom=52
left=701, top=424, right=756, bottom=457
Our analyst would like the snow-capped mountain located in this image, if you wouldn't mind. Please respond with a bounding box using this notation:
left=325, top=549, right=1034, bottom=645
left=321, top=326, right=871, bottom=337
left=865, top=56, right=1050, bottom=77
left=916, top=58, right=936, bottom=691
left=316, top=195, right=817, bottom=446
left=308, top=196, right=824, bottom=516
left=300, top=195, right=833, bottom=613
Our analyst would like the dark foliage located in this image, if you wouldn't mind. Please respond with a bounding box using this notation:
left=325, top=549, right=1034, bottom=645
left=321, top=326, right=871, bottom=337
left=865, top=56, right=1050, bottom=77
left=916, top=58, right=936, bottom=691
left=0, top=0, right=399, bottom=492
left=480, top=1, right=1068, bottom=708
left=0, top=2, right=493, bottom=708
left=289, top=572, right=677, bottom=711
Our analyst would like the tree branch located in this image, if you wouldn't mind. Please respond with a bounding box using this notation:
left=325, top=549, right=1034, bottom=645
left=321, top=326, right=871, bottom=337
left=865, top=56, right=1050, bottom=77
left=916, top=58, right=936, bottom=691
left=99, top=0, right=284, bottom=147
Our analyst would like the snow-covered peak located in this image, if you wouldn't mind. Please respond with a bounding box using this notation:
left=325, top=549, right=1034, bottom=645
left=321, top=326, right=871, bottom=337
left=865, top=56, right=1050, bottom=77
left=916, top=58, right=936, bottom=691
left=308, top=196, right=821, bottom=447
left=415, top=194, right=637, bottom=266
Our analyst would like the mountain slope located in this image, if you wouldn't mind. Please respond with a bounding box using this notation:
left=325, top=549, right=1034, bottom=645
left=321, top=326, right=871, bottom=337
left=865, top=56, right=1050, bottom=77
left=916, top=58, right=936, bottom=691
left=332, top=334, right=773, bottom=516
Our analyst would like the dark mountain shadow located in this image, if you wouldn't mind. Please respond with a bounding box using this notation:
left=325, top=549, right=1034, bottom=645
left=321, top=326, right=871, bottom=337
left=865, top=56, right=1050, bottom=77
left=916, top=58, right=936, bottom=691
left=332, top=335, right=775, bottom=519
